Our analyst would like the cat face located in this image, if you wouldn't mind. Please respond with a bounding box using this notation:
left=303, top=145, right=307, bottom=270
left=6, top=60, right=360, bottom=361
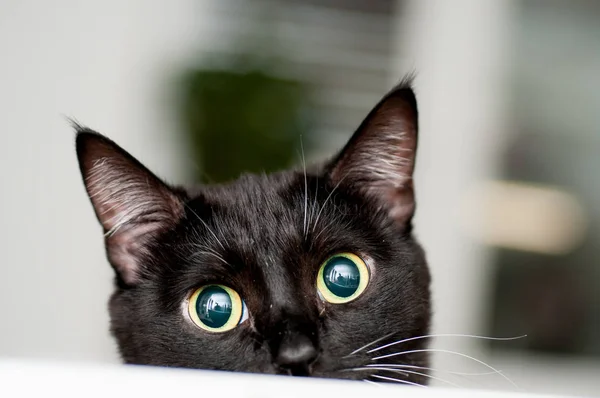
left=76, top=80, right=431, bottom=385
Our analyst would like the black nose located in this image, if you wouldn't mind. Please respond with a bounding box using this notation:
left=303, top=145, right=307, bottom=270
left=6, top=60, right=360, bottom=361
left=275, top=333, right=318, bottom=375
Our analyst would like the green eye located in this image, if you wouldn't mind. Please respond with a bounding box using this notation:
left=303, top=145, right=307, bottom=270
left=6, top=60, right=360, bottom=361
left=317, top=253, right=369, bottom=304
left=188, top=285, right=247, bottom=332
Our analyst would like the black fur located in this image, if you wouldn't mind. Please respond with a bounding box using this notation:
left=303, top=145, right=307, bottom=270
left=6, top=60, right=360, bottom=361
left=75, top=79, right=431, bottom=385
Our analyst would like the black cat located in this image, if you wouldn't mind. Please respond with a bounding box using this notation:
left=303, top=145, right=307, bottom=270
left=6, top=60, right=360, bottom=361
left=75, top=79, right=431, bottom=386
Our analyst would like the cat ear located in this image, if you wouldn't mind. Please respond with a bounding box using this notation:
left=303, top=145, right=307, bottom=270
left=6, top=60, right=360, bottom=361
left=75, top=128, right=185, bottom=286
left=328, top=80, right=418, bottom=226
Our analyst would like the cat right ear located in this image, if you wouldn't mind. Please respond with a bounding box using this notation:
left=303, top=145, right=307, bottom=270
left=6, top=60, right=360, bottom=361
left=327, top=78, right=419, bottom=228
left=75, top=128, right=185, bottom=286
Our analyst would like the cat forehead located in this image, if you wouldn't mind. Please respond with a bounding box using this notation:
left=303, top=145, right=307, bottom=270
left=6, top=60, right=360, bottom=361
left=184, top=172, right=307, bottom=245
left=197, top=172, right=300, bottom=213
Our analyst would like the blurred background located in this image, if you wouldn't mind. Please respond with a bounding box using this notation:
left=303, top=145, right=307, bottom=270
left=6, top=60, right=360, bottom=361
left=0, top=0, right=599, bottom=395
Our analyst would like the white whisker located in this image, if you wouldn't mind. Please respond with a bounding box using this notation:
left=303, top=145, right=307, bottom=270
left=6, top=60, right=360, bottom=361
left=342, top=367, right=408, bottom=377
left=307, top=177, right=321, bottom=251
left=344, top=332, right=397, bottom=357
left=185, top=204, right=226, bottom=250
left=311, top=218, right=339, bottom=245
left=311, top=174, right=347, bottom=234
left=368, top=333, right=527, bottom=353
left=371, top=374, right=427, bottom=388
left=368, top=364, right=500, bottom=390
left=372, top=348, right=519, bottom=389
left=368, top=367, right=461, bottom=388
left=300, top=140, right=308, bottom=238
left=190, top=250, right=230, bottom=267
left=363, top=379, right=382, bottom=387
left=311, top=176, right=319, bottom=226
left=366, top=363, right=500, bottom=377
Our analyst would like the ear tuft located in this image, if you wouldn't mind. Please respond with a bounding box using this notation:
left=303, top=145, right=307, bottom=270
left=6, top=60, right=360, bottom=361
left=329, top=79, right=419, bottom=226
left=75, top=128, right=184, bottom=285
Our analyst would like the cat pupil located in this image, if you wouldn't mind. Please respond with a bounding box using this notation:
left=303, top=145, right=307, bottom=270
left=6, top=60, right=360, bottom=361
left=323, top=258, right=361, bottom=298
left=196, top=286, right=233, bottom=329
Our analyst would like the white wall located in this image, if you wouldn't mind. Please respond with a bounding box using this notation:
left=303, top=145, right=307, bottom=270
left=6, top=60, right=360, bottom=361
left=0, top=0, right=210, bottom=362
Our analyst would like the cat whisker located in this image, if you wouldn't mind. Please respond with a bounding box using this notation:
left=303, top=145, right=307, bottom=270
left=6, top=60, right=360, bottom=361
left=341, top=366, right=409, bottom=377
left=189, top=250, right=230, bottom=267
left=299, top=140, right=309, bottom=239
left=368, top=364, right=501, bottom=390
left=362, top=379, right=382, bottom=387
left=184, top=203, right=226, bottom=251
left=308, top=177, right=320, bottom=251
left=365, top=363, right=501, bottom=377
left=311, top=175, right=319, bottom=226
left=344, top=331, right=398, bottom=358
left=370, top=374, right=428, bottom=388
left=186, top=241, right=230, bottom=265
left=372, top=348, right=519, bottom=389
left=311, top=173, right=348, bottom=234
left=311, top=218, right=338, bottom=245
left=367, top=333, right=527, bottom=354
left=365, top=367, right=462, bottom=388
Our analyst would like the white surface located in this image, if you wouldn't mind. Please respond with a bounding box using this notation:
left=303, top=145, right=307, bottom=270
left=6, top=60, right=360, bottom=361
left=0, top=359, right=571, bottom=398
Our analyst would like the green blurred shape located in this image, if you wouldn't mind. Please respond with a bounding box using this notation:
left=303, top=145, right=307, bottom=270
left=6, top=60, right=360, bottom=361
left=180, top=69, right=310, bottom=184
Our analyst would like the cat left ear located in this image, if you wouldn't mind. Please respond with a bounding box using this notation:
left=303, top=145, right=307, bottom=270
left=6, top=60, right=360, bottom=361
left=328, top=80, right=419, bottom=227
left=75, top=128, right=185, bottom=286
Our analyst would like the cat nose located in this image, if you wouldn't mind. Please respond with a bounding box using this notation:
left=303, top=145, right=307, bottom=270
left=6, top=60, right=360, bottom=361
left=275, top=333, right=318, bottom=375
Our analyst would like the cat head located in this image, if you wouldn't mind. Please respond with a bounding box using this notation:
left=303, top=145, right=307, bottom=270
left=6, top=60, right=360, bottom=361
left=75, top=80, right=431, bottom=384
